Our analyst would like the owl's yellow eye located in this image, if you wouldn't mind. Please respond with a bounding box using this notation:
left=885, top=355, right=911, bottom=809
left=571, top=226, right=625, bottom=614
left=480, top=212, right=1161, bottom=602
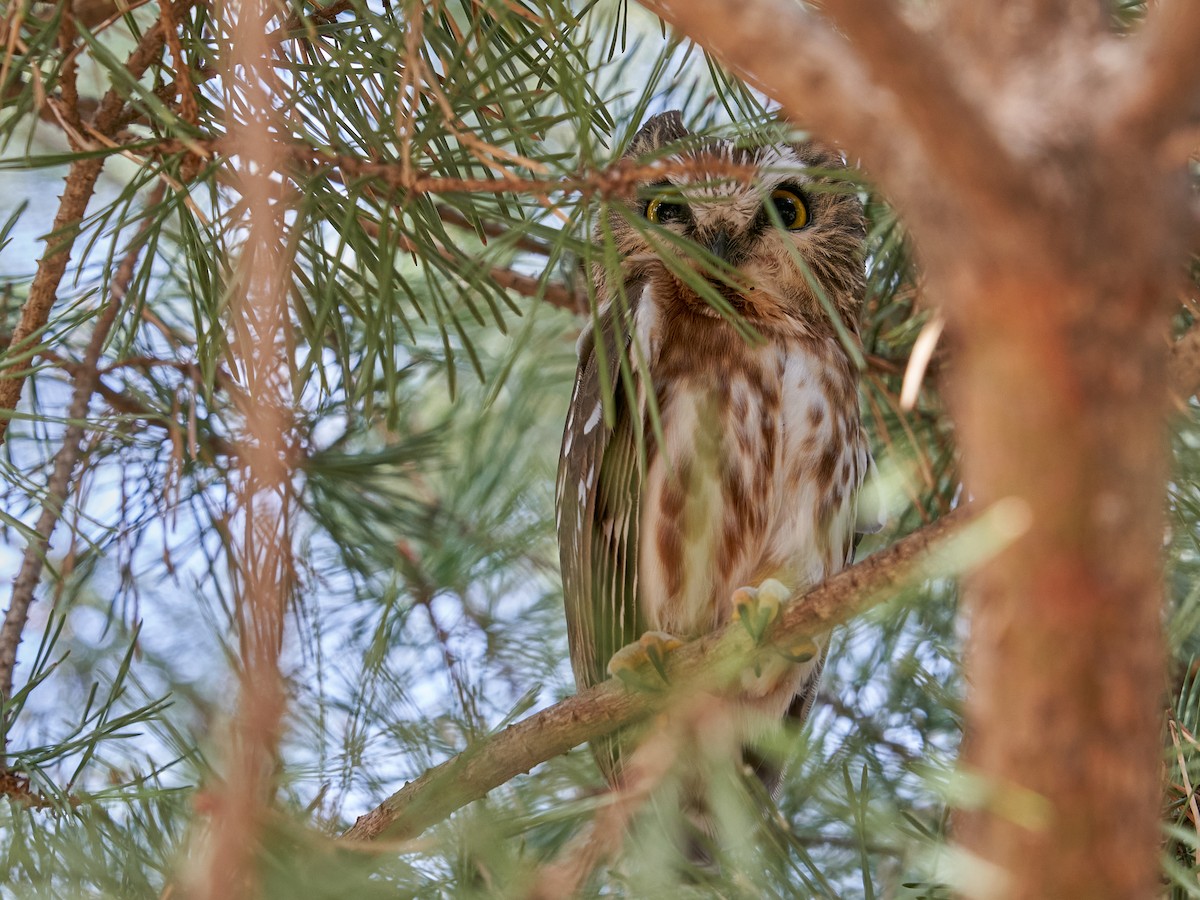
left=645, top=196, right=687, bottom=225
left=769, top=188, right=810, bottom=230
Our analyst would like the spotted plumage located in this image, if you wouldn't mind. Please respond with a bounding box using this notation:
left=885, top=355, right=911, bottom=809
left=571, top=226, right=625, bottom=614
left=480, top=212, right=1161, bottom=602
left=556, top=111, right=880, bottom=794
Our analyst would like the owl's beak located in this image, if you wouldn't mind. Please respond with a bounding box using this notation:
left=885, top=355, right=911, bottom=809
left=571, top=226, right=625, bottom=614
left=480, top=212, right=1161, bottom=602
left=706, top=230, right=731, bottom=263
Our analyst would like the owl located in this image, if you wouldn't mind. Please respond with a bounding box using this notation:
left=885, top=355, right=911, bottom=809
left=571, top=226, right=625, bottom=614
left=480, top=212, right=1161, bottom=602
left=556, top=111, right=879, bottom=818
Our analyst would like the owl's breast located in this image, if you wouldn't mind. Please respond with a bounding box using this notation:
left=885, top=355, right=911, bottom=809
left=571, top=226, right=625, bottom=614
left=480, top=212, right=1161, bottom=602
left=637, top=331, right=865, bottom=640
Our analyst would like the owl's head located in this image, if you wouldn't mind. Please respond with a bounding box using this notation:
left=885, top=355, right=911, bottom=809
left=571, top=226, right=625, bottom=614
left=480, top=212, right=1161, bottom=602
left=594, top=110, right=866, bottom=337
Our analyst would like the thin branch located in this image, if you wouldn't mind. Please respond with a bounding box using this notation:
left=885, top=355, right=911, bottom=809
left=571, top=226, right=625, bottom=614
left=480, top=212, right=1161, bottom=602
left=1, top=184, right=164, bottom=754
left=818, top=690, right=922, bottom=766
left=342, top=507, right=967, bottom=844
left=33, top=347, right=237, bottom=460
left=1107, top=0, right=1200, bottom=151
left=435, top=204, right=556, bottom=257
left=0, top=0, right=199, bottom=446
left=359, top=218, right=585, bottom=313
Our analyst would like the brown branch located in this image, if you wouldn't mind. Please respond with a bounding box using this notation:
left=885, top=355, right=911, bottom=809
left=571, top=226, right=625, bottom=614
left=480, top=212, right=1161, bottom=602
left=33, top=347, right=237, bottom=460
left=342, top=507, right=968, bottom=844
left=1107, top=1, right=1200, bottom=151
left=0, top=184, right=164, bottom=754
left=359, top=217, right=585, bottom=313
left=486, top=267, right=583, bottom=313
left=435, top=204, right=556, bottom=257
left=813, top=0, right=1024, bottom=217
left=0, top=0, right=199, bottom=447
left=641, top=0, right=1020, bottom=226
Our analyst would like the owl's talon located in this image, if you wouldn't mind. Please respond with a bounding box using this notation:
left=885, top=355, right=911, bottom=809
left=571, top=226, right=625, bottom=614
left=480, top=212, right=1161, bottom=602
left=607, top=631, right=683, bottom=689
left=734, top=578, right=790, bottom=644
left=781, top=638, right=819, bottom=664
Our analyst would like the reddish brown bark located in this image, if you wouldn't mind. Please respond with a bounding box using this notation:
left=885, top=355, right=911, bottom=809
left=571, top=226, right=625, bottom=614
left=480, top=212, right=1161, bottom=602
left=948, top=264, right=1171, bottom=899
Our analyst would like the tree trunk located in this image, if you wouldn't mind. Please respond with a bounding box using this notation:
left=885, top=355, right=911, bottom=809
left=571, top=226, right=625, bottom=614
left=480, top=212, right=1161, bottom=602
left=943, top=199, right=1175, bottom=898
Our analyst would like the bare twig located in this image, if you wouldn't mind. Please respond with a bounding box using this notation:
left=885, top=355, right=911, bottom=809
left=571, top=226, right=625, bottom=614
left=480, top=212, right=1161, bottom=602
left=1, top=184, right=165, bottom=754
left=343, top=507, right=967, bottom=844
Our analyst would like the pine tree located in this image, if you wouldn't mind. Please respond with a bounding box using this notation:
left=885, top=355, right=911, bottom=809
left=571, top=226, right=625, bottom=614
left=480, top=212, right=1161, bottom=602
left=0, top=1, right=1198, bottom=897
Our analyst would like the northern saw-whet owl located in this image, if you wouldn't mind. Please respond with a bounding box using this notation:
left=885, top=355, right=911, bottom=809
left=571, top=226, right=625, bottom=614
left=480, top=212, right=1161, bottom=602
left=556, top=110, right=879, bottom=836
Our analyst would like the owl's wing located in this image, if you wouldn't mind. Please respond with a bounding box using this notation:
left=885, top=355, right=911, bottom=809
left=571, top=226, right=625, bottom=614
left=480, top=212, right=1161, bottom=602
left=556, top=304, right=646, bottom=776
left=855, top=454, right=885, bottom=538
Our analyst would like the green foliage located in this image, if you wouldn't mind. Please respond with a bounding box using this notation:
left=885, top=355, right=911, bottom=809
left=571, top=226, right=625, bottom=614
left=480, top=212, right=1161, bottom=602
left=0, top=0, right=1196, bottom=897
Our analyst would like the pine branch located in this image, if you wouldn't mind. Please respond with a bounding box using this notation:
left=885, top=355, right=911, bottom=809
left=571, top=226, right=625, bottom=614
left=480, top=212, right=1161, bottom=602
left=343, top=507, right=968, bottom=844
left=32, top=347, right=237, bottom=460
left=0, top=0, right=199, bottom=447
left=359, top=218, right=584, bottom=312
left=0, top=184, right=164, bottom=755
left=189, top=0, right=296, bottom=893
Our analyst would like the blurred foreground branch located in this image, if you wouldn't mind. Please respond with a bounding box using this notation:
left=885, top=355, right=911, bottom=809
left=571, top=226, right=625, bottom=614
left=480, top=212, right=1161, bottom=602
left=344, top=506, right=970, bottom=844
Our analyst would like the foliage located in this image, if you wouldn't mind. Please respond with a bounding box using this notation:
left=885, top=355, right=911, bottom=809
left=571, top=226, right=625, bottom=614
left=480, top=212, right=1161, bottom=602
left=0, top=0, right=1195, bottom=896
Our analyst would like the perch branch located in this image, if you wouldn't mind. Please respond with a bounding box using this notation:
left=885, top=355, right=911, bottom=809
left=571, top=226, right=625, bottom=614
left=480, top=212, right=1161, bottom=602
left=343, top=506, right=968, bottom=844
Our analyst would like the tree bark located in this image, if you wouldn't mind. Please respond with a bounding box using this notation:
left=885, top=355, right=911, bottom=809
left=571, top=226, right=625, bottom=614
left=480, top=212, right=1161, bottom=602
left=948, top=263, right=1171, bottom=900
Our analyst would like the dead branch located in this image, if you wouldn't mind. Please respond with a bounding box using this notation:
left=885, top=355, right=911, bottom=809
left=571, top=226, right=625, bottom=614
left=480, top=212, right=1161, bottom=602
left=342, top=507, right=966, bottom=844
